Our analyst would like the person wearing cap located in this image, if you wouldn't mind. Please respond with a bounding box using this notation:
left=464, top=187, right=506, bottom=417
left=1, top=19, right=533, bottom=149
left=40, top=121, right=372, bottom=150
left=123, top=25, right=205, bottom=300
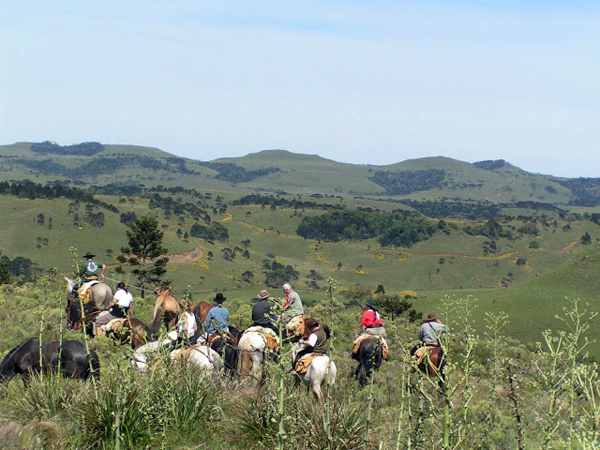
left=360, top=299, right=386, bottom=338
left=419, top=312, right=448, bottom=347
left=282, top=283, right=304, bottom=337
left=252, top=289, right=279, bottom=333
left=294, top=319, right=329, bottom=368
left=204, top=293, right=230, bottom=337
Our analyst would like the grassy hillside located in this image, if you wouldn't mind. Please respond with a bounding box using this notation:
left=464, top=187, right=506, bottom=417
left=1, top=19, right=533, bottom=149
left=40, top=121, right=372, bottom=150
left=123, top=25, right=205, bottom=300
left=2, top=141, right=600, bottom=355
left=0, top=142, right=590, bottom=206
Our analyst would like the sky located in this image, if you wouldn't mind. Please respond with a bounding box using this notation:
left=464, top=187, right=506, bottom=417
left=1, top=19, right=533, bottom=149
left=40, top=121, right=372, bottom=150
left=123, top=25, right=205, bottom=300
left=1, top=1, right=599, bottom=178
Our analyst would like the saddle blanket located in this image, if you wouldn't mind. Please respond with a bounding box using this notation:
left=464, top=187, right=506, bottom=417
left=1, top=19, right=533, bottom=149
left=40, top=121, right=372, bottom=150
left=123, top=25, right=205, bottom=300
left=207, top=331, right=238, bottom=347
left=97, top=317, right=127, bottom=337
left=352, top=335, right=389, bottom=361
left=412, top=345, right=437, bottom=366
left=295, top=353, right=322, bottom=374
left=244, top=326, right=280, bottom=351
left=78, top=280, right=100, bottom=303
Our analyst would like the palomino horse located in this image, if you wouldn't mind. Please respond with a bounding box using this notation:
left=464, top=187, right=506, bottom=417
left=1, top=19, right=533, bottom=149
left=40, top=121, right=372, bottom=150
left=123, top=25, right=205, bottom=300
left=67, top=300, right=162, bottom=348
left=0, top=338, right=99, bottom=385
left=291, top=347, right=337, bottom=402
left=153, top=286, right=180, bottom=330
left=238, top=326, right=279, bottom=379
left=352, top=338, right=384, bottom=388
left=65, top=276, right=112, bottom=310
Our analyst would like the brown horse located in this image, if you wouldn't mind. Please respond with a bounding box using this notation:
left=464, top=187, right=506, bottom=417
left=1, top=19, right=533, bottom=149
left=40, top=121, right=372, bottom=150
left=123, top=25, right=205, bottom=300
left=66, top=300, right=162, bottom=349
left=192, top=301, right=214, bottom=333
left=412, top=345, right=446, bottom=385
left=153, top=286, right=180, bottom=330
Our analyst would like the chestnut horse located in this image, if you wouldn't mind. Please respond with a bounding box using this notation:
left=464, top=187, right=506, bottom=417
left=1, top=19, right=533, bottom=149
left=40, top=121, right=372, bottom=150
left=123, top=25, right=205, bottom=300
left=153, top=286, right=180, bottom=330
left=192, top=301, right=214, bottom=334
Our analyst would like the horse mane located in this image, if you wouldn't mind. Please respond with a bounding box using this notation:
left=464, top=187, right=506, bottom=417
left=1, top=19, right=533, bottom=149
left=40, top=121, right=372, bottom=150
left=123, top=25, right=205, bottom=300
left=0, top=338, right=36, bottom=373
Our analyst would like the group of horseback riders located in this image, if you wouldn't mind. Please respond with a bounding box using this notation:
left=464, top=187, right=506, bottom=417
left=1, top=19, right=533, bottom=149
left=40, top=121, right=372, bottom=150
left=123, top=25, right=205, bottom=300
left=70, top=251, right=449, bottom=377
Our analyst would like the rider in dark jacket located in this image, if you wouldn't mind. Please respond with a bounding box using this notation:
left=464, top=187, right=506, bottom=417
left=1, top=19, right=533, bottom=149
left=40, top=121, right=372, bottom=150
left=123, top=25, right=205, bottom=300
left=252, top=290, right=279, bottom=333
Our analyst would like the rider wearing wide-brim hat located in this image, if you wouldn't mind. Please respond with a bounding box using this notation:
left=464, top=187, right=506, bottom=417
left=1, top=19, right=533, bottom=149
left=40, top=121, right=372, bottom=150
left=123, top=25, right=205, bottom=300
left=73, top=251, right=106, bottom=294
left=81, top=251, right=105, bottom=282
left=204, top=293, right=230, bottom=337
left=361, top=299, right=386, bottom=338
left=419, top=312, right=448, bottom=347
left=252, top=289, right=279, bottom=333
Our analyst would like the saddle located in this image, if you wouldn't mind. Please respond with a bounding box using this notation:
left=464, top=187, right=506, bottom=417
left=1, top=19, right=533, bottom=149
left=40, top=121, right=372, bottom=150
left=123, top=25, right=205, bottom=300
left=352, top=334, right=389, bottom=361
left=207, top=331, right=238, bottom=347
left=244, top=326, right=280, bottom=351
left=411, top=344, right=440, bottom=366
left=295, top=353, right=322, bottom=374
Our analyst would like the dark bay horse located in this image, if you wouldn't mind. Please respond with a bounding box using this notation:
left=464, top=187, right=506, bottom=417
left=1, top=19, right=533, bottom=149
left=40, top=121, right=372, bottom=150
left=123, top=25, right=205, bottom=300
left=352, top=338, right=384, bottom=388
left=0, top=338, right=99, bottom=385
left=67, top=301, right=162, bottom=349
left=207, top=326, right=241, bottom=377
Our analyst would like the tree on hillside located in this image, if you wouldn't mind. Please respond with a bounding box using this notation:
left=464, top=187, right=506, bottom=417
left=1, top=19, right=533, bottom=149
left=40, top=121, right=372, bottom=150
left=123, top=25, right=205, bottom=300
left=0, top=261, right=12, bottom=285
left=126, top=216, right=169, bottom=297
left=377, top=295, right=420, bottom=322
left=581, top=232, right=592, bottom=246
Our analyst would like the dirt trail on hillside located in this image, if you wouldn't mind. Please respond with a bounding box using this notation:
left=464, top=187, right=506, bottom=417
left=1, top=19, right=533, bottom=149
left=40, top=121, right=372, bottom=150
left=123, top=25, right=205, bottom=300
left=165, top=248, right=203, bottom=264
left=109, top=248, right=203, bottom=267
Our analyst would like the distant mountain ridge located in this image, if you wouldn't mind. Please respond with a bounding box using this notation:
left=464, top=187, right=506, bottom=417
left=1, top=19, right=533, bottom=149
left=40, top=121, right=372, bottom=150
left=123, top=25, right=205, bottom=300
left=2, top=141, right=600, bottom=207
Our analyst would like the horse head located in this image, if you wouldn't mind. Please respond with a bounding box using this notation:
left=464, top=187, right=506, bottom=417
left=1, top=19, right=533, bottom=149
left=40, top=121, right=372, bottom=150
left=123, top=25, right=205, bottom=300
left=64, top=276, right=77, bottom=301
left=154, top=286, right=172, bottom=296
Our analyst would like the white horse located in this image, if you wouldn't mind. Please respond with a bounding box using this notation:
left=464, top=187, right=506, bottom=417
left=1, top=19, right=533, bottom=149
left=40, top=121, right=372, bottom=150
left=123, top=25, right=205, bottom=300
left=131, top=332, right=178, bottom=372
left=170, top=345, right=222, bottom=376
left=238, top=328, right=278, bottom=379
left=292, top=348, right=337, bottom=402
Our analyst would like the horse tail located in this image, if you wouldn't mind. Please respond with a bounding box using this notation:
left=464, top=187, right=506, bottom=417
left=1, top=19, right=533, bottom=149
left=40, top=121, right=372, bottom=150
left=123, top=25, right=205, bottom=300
left=240, top=349, right=251, bottom=377
left=147, top=311, right=164, bottom=340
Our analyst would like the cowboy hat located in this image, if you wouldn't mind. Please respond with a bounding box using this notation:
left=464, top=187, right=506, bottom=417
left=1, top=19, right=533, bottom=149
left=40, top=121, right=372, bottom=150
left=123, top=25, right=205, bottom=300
left=83, top=251, right=95, bottom=258
left=257, top=289, right=269, bottom=300
left=426, top=312, right=438, bottom=321
left=365, top=299, right=378, bottom=309
left=214, top=293, right=226, bottom=303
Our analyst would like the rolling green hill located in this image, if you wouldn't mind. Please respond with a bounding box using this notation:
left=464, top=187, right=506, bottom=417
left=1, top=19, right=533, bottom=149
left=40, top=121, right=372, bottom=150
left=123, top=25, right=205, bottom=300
left=3, top=141, right=599, bottom=207
left=2, top=140, right=600, bottom=354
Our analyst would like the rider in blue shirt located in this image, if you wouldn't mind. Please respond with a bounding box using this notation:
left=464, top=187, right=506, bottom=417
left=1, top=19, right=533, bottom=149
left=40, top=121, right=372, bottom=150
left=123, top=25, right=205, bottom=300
left=204, top=293, right=230, bottom=337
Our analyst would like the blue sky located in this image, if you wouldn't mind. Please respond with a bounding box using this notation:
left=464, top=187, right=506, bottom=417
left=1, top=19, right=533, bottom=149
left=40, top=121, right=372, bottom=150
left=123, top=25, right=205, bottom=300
left=1, top=1, right=599, bottom=177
